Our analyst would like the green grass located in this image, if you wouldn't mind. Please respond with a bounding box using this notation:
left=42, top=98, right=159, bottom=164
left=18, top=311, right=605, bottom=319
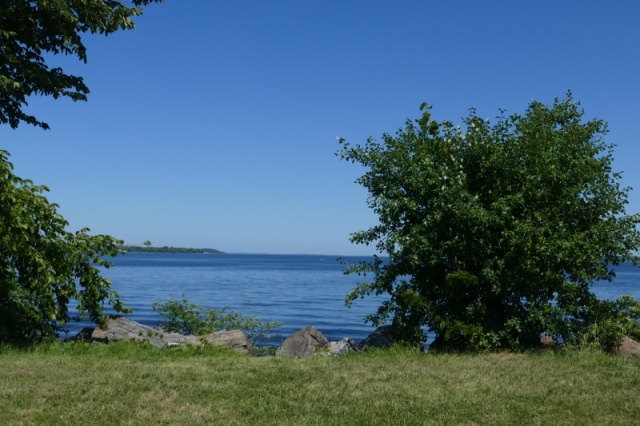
left=1, top=342, right=639, bottom=425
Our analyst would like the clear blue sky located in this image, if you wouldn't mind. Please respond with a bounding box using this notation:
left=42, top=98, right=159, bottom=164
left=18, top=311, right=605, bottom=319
left=2, top=1, right=639, bottom=255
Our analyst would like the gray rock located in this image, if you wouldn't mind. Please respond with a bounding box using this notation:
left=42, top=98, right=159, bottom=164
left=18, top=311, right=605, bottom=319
left=275, top=326, right=329, bottom=357
left=358, top=325, right=395, bottom=350
left=539, top=335, right=566, bottom=348
left=81, top=316, right=252, bottom=354
left=201, top=330, right=253, bottom=354
left=328, top=337, right=358, bottom=355
left=68, top=327, right=97, bottom=342
left=540, top=335, right=556, bottom=346
left=614, top=336, right=640, bottom=357
left=91, top=316, right=200, bottom=347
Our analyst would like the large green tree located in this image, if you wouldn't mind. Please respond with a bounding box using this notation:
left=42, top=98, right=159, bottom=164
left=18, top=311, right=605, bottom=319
left=0, top=0, right=161, bottom=342
left=338, top=95, right=640, bottom=351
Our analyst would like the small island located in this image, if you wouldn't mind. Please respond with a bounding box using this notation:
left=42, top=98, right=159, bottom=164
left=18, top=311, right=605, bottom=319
left=120, top=245, right=224, bottom=254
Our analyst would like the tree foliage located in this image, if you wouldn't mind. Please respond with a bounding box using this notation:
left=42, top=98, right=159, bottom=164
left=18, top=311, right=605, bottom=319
left=0, top=0, right=162, bottom=130
left=0, top=150, right=130, bottom=342
left=338, top=94, right=640, bottom=351
left=0, top=0, right=160, bottom=343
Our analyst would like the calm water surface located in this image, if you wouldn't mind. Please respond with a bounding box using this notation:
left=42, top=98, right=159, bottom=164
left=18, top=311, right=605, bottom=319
left=65, top=253, right=640, bottom=345
left=67, top=253, right=385, bottom=344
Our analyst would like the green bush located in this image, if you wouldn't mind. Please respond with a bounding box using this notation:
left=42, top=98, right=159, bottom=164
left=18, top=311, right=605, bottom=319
left=555, top=295, right=640, bottom=351
left=338, top=94, right=640, bottom=351
left=152, top=295, right=283, bottom=355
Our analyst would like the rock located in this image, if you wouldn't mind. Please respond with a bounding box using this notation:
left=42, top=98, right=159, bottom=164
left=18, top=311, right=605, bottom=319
left=614, top=336, right=640, bottom=357
left=540, top=335, right=556, bottom=346
left=358, top=325, right=396, bottom=350
left=67, top=327, right=97, bottom=342
left=79, top=316, right=252, bottom=354
left=328, top=337, right=358, bottom=355
left=275, top=326, right=329, bottom=357
left=201, top=330, right=253, bottom=354
left=91, top=316, right=200, bottom=348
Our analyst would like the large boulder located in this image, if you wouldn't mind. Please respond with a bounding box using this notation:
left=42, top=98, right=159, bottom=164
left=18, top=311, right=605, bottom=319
left=201, top=330, right=253, bottom=354
left=613, top=336, right=640, bottom=357
left=358, top=325, right=396, bottom=350
left=276, top=326, right=329, bottom=357
left=91, top=316, right=200, bottom=347
left=79, top=316, right=252, bottom=354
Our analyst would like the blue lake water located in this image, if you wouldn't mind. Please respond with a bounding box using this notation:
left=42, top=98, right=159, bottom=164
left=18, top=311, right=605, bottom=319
left=64, top=253, right=640, bottom=345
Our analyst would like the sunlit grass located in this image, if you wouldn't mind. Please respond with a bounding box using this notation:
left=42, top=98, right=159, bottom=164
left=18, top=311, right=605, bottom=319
left=1, top=342, right=639, bottom=425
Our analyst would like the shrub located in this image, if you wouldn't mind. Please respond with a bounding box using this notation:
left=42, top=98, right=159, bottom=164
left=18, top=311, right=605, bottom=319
left=152, top=295, right=283, bottom=354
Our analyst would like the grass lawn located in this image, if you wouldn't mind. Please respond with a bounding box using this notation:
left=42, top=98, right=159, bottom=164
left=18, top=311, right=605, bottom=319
left=1, top=342, right=639, bottom=425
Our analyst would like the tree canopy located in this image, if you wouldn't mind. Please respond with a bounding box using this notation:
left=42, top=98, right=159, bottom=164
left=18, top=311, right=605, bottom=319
left=0, top=0, right=162, bottom=130
left=338, top=95, right=640, bottom=351
left=0, top=0, right=160, bottom=343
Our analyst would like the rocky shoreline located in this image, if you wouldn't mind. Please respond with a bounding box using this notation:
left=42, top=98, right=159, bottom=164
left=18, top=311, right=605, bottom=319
left=70, top=316, right=397, bottom=357
left=72, top=316, right=640, bottom=357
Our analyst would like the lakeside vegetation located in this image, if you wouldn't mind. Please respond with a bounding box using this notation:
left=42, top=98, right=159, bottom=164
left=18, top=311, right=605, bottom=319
left=120, top=245, right=224, bottom=254
left=2, top=7, right=640, bottom=426
left=1, top=342, right=639, bottom=425
left=339, top=96, right=640, bottom=351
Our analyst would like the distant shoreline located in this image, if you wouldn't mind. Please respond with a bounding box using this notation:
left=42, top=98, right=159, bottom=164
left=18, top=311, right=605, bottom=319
left=120, top=245, right=223, bottom=254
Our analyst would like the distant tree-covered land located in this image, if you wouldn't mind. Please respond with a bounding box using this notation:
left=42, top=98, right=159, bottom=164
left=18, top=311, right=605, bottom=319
left=120, top=245, right=223, bottom=254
